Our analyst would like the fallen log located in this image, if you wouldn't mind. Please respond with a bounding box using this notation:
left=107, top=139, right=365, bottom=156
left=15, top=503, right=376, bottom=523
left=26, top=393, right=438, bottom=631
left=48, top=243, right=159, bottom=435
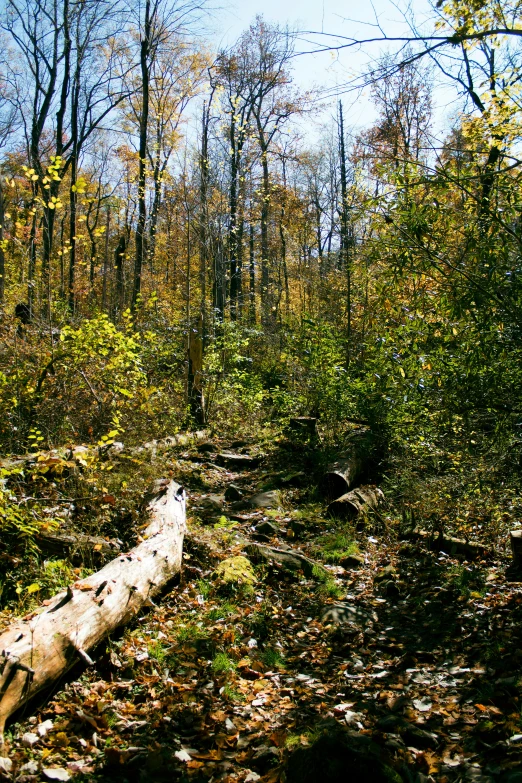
left=319, top=430, right=373, bottom=501
left=510, top=530, right=522, bottom=565
left=0, top=479, right=185, bottom=746
left=245, top=542, right=317, bottom=578
left=327, top=486, right=384, bottom=520
left=35, top=531, right=122, bottom=562
left=319, top=456, right=360, bottom=502
left=405, top=529, right=490, bottom=560
left=0, top=430, right=209, bottom=473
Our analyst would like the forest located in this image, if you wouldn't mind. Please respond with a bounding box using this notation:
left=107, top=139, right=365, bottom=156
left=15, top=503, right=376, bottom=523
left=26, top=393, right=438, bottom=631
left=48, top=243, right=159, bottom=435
left=0, top=0, right=522, bottom=780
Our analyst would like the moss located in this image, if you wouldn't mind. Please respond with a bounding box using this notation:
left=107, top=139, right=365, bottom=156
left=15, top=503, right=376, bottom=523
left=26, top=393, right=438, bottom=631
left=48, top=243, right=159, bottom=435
left=314, top=530, right=359, bottom=564
left=213, top=556, right=257, bottom=588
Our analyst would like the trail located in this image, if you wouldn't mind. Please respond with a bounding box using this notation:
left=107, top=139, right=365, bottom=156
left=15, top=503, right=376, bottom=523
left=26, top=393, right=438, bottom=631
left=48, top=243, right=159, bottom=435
left=5, top=435, right=522, bottom=783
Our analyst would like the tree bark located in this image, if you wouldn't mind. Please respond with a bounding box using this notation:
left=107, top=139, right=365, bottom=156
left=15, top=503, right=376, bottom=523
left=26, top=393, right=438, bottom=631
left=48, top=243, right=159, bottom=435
left=511, top=530, right=522, bottom=566
left=0, top=479, right=186, bottom=745
left=327, top=486, right=384, bottom=520
left=188, top=316, right=205, bottom=425
left=319, top=456, right=361, bottom=501
left=0, top=180, right=5, bottom=303
left=132, top=0, right=152, bottom=312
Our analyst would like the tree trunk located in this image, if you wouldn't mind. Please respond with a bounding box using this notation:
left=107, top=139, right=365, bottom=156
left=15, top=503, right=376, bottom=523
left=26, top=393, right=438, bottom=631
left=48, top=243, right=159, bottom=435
left=101, top=207, right=111, bottom=312
left=260, top=149, right=271, bottom=327
left=0, top=479, right=185, bottom=745
left=132, top=0, right=151, bottom=312
left=114, top=235, right=126, bottom=320
left=188, top=316, right=205, bottom=425
left=199, top=100, right=211, bottom=345
left=0, top=180, right=5, bottom=303
left=338, top=100, right=351, bottom=354
left=319, top=456, right=361, bottom=501
left=327, top=486, right=384, bottom=520
left=249, top=222, right=256, bottom=324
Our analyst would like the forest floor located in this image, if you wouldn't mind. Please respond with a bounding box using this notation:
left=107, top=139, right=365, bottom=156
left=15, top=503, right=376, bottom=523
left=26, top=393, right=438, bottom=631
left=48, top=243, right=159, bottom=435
left=3, top=432, right=522, bottom=783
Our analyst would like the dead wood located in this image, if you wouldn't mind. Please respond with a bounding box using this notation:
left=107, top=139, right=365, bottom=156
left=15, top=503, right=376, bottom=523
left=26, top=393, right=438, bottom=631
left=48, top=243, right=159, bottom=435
left=245, top=543, right=317, bottom=578
left=35, top=531, right=121, bottom=562
left=327, top=486, right=384, bottom=520
left=510, top=529, right=522, bottom=565
left=405, top=529, right=490, bottom=560
left=319, top=429, right=375, bottom=501
left=0, top=479, right=186, bottom=746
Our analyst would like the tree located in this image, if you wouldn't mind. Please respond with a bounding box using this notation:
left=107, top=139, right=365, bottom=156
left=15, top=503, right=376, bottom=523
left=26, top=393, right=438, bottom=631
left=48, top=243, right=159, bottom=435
left=129, top=0, right=207, bottom=313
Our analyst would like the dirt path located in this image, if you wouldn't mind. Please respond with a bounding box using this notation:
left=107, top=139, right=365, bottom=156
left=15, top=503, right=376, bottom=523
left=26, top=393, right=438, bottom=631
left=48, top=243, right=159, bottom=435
left=5, top=437, right=522, bottom=783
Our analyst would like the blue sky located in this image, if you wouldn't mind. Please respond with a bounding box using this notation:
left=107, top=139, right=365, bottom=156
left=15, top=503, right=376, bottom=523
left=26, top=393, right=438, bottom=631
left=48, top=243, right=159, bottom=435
left=212, top=0, right=457, bottom=138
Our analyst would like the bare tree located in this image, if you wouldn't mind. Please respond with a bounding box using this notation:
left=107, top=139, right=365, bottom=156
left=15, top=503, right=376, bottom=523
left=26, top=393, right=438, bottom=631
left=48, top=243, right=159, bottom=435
left=129, top=0, right=208, bottom=313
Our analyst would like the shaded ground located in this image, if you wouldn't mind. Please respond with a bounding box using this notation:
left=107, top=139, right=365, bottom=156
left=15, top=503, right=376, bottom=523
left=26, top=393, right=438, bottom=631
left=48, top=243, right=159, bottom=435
left=4, top=434, right=522, bottom=783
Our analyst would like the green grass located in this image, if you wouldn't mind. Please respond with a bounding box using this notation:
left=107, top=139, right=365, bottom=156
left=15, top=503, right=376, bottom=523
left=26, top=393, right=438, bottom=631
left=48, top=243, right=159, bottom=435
left=148, top=639, right=169, bottom=664
left=261, top=647, right=285, bottom=669
left=222, top=683, right=245, bottom=702
left=212, top=652, right=237, bottom=674
left=317, top=580, right=345, bottom=600
left=314, top=530, right=359, bottom=564
left=207, top=602, right=237, bottom=621
left=197, top=579, right=212, bottom=598
left=445, top=563, right=486, bottom=598
left=175, top=622, right=209, bottom=644
left=312, top=564, right=345, bottom=599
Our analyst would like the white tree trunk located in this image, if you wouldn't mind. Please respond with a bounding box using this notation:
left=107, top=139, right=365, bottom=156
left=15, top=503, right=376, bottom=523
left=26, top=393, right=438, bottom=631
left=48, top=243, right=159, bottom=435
left=0, top=480, right=186, bottom=744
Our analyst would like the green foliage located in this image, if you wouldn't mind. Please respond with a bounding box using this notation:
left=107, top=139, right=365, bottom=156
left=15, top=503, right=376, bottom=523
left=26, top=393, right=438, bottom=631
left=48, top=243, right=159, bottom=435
left=444, top=563, right=486, bottom=599
left=261, top=647, right=285, bottom=669
left=222, top=683, right=245, bottom=702
left=211, top=652, right=236, bottom=674
left=0, top=466, right=59, bottom=550
left=175, top=622, right=209, bottom=645
left=207, top=602, right=236, bottom=621
left=312, top=564, right=345, bottom=599
left=203, top=322, right=265, bottom=428
left=247, top=603, right=272, bottom=640
left=314, top=529, right=358, bottom=564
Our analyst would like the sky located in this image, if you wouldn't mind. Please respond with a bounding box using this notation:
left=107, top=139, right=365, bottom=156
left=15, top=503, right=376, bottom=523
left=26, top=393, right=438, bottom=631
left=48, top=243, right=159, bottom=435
left=212, top=0, right=459, bottom=140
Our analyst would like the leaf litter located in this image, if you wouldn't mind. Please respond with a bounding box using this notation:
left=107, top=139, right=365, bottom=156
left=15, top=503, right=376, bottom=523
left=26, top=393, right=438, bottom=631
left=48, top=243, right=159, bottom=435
left=4, top=436, right=522, bottom=783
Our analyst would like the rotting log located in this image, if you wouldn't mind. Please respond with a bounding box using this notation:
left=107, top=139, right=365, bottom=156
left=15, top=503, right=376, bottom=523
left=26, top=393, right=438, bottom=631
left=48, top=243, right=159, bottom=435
left=245, top=542, right=317, bottom=578
left=510, top=530, right=522, bottom=566
left=35, top=531, right=122, bottom=562
left=405, top=529, right=490, bottom=560
left=319, top=456, right=360, bottom=502
left=319, top=429, right=373, bottom=501
left=0, top=430, right=209, bottom=473
left=0, top=479, right=186, bottom=746
left=327, top=486, right=384, bottom=520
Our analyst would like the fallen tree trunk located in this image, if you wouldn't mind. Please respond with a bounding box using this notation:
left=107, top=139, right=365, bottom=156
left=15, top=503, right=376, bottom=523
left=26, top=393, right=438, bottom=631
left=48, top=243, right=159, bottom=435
left=0, top=479, right=185, bottom=745
left=510, top=529, right=522, bottom=565
left=36, top=531, right=122, bottom=562
left=327, top=486, right=384, bottom=520
left=319, top=456, right=360, bottom=502
left=404, top=529, right=490, bottom=560
left=245, top=542, right=317, bottom=578
left=0, top=430, right=209, bottom=473
left=319, top=430, right=372, bottom=501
